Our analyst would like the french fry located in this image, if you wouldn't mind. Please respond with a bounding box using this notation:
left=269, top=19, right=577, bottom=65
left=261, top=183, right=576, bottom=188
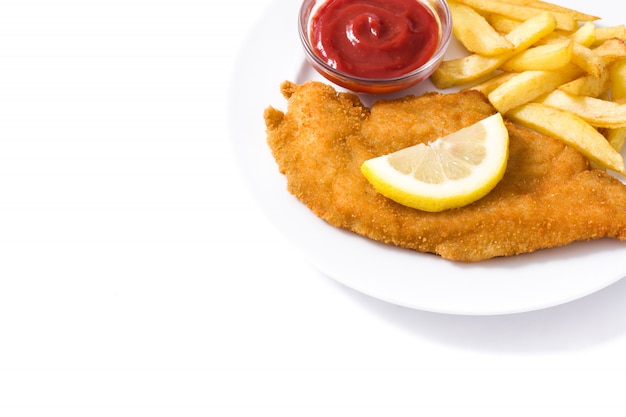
left=454, top=0, right=577, bottom=31
left=535, top=89, right=626, bottom=129
left=497, top=0, right=599, bottom=22
left=558, top=71, right=610, bottom=97
left=431, top=55, right=504, bottom=89
left=606, top=128, right=626, bottom=152
left=488, top=9, right=593, bottom=38
left=592, top=38, right=626, bottom=65
left=488, top=66, right=581, bottom=113
left=570, top=43, right=606, bottom=77
left=610, top=58, right=626, bottom=101
left=605, top=59, right=626, bottom=151
left=487, top=14, right=521, bottom=33
left=506, top=103, right=626, bottom=174
left=448, top=0, right=514, bottom=56
left=554, top=29, right=615, bottom=97
left=465, top=72, right=519, bottom=95
left=570, top=21, right=597, bottom=47
left=432, top=12, right=557, bottom=88
left=500, top=39, right=573, bottom=72
left=481, top=12, right=559, bottom=56
left=539, top=22, right=596, bottom=49
left=594, top=25, right=626, bottom=45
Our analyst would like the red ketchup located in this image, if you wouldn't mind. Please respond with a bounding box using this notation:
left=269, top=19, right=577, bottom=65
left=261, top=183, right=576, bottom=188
left=310, top=0, right=439, bottom=79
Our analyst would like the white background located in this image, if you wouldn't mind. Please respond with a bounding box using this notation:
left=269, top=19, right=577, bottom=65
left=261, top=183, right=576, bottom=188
left=1, top=0, right=626, bottom=415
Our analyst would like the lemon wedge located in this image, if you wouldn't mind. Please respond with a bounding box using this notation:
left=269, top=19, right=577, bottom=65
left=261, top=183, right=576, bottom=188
left=360, top=113, right=509, bottom=212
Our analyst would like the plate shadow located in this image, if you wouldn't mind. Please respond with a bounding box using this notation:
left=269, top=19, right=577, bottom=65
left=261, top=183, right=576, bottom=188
left=326, top=271, right=626, bottom=354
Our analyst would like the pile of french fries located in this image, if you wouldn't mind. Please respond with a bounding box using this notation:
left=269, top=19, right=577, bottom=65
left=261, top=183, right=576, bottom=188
left=431, top=0, right=626, bottom=174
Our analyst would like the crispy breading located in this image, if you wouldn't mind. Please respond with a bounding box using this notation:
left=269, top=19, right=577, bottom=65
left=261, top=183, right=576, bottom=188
left=264, top=81, right=626, bottom=262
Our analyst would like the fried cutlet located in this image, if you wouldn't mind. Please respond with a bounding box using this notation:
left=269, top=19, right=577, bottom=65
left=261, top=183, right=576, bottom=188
left=264, top=81, right=626, bottom=262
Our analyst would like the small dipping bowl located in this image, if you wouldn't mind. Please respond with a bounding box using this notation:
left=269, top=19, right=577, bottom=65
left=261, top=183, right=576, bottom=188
left=298, top=0, right=452, bottom=94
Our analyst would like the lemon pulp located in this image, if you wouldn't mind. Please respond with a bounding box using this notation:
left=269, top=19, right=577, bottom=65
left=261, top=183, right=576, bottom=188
left=360, top=112, right=509, bottom=212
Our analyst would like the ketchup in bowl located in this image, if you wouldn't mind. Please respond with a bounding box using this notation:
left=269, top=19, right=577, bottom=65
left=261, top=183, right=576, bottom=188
left=311, top=0, right=439, bottom=78
left=299, top=0, right=452, bottom=93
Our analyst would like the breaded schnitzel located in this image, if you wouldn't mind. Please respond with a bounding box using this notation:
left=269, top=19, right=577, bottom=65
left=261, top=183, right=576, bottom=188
left=264, top=81, right=626, bottom=262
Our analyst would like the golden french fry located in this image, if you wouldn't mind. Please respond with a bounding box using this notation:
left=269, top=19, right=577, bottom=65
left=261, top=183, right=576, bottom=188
left=543, top=29, right=626, bottom=77
left=605, top=128, right=626, bottom=152
left=489, top=12, right=595, bottom=36
left=488, top=66, right=581, bottom=113
left=570, top=43, right=606, bottom=77
left=431, top=55, right=504, bottom=89
left=487, top=14, right=521, bottom=33
left=454, top=0, right=577, bottom=31
left=610, top=58, right=626, bottom=102
left=464, top=72, right=519, bottom=95
left=558, top=71, right=610, bottom=97
left=535, top=89, right=626, bottom=129
left=594, top=25, right=626, bottom=45
left=604, top=59, right=626, bottom=151
left=501, top=39, right=573, bottom=71
left=570, top=22, right=597, bottom=47
left=504, top=12, right=558, bottom=47
left=449, top=0, right=514, bottom=56
left=557, top=38, right=617, bottom=98
left=592, top=38, right=626, bottom=65
left=539, top=22, right=596, bottom=49
left=497, top=0, right=599, bottom=22
left=506, top=103, right=626, bottom=174
left=432, top=12, right=557, bottom=88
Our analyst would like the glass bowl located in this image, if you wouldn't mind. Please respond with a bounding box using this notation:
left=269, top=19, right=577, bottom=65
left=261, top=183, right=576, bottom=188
left=298, top=0, right=452, bottom=94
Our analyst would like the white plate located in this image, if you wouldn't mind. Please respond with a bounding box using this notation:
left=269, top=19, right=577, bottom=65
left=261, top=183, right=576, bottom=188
left=229, top=0, right=626, bottom=315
